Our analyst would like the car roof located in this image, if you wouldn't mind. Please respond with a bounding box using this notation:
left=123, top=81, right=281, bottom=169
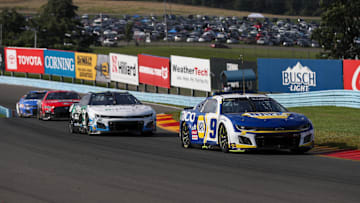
left=212, top=93, right=268, bottom=100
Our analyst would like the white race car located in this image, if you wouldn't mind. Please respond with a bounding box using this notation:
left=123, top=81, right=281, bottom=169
left=69, top=91, right=156, bottom=135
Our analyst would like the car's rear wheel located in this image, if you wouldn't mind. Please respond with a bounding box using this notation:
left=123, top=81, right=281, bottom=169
left=69, top=119, right=75, bottom=134
left=16, top=103, right=22, bottom=117
left=180, top=122, right=191, bottom=148
left=218, top=124, right=229, bottom=153
left=37, top=108, right=42, bottom=120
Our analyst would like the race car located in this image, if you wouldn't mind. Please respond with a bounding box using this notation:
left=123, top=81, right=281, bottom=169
left=37, top=90, right=81, bottom=120
left=179, top=92, right=314, bottom=153
left=68, top=91, right=156, bottom=135
left=16, top=90, right=47, bottom=117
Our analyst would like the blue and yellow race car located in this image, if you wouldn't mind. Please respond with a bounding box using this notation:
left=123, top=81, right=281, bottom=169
left=16, top=90, right=47, bottom=117
left=179, top=92, right=314, bottom=153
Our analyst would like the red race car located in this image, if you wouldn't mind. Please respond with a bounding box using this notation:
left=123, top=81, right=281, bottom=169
left=37, top=90, right=81, bottom=120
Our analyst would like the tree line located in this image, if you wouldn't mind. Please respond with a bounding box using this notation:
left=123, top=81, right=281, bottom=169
left=130, top=0, right=322, bottom=16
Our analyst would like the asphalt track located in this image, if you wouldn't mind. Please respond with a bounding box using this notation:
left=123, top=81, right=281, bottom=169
left=0, top=84, right=360, bottom=203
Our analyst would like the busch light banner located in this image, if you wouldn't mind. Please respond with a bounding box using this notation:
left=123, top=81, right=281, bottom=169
left=44, top=50, right=75, bottom=78
left=258, top=59, right=343, bottom=93
left=96, top=54, right=110, bottom=83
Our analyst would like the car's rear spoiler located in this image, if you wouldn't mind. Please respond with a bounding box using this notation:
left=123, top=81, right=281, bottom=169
left=183, top=107, right=193, bottom=110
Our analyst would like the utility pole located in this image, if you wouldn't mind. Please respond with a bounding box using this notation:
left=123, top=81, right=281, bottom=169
left=164, top=0, right=168, bottom=41
left=240, top=55, right=245, bottom=94
left=34, top=30, right=37, bottom=48
left=0, top=24, right=2, bottom=46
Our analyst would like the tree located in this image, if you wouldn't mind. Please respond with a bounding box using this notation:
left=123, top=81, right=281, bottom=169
left=312, top=0, right=360, bottom=59
left=35, top=0, right=90, bottom=50
left=0, top=8, right=28, bottom=46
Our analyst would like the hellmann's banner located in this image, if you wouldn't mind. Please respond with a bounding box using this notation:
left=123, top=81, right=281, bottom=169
left=75, top=52, right=97, bottom=81
left=170, top=55, right=211, bottom=92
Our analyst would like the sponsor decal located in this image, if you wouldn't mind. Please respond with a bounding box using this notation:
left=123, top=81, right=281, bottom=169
left=242, top=112, right=290, bottom=119
left=110, top=53, right=138, bottom=85
left=75, top=52, right=97, bottom=81
left=226, top=63, right=238, bottom=71
left=282, top=62, right=316, bottom=92
left=197, top=115, right=206, bottom=139
left=5, top=48, right=45, bottom=73
left=44, top=50, right=75, bottom=78
left=343, top=60, right=360, bottom=91
left=95, top=54, right=110, bottom=83
left=171, top=55, right=211, bottom=92
left=181, top=111, right=196, bottom=122
left=138, top=54, right=170, bottom=88
left=139, top=66, right=168, bottom=79
left=45, top=56, right=74, bottom=71
left=191, top=126, right=198, bottom=140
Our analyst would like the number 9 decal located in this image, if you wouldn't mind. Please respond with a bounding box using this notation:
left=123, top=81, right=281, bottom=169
left=209, top=119, right=217, bottom=139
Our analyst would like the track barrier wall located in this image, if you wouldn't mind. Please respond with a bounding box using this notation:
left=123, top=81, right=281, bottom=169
left=0, top=104, right=11, bottom=118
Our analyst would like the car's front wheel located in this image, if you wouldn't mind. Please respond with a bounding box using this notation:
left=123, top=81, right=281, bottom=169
left=180, top=122, right=191, bottom=148
left=218, top=124, right=229, bottom=153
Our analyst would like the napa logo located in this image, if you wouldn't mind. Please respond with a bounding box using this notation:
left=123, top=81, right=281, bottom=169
left=282, top=62, right=316, bottom=92
left=242, top=112, right=290, bottom=119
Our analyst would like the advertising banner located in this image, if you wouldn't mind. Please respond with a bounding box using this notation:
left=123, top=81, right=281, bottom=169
left=110, top=53, right=139, bottom=85
left=171, top=55, right=211, bottom=92
left=44, top=50, right=75, bottom=78
left=0, top=47, right=4, bottom=71
left=258, top=59, right=343, bottom=93
left=210, top=57, right=257, bottom=91
left=75, top=52, right=97, bottom=81
left=96, top=54, right=110, bottom=83
left=5, top=47, right=45, bottom=74
left=138, top=54, right=170, bottom=88
left=343, top=60, right=360, bottom=91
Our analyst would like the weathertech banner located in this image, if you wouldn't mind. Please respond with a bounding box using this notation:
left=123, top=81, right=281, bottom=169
left=110, top=53, right=139, bottom=85
left=258, top=59, right=343, bottom=93
left=138, top=54, right=170, bottom=88
left=343, top=60, right=360, bottom=91
left=75, top=52, right=97, bottom=81
left=171, top=55, right=211, bottom=92
left=96, top=54, right=110, bottom=83
left=44, top=50, right=75, bottom=78
left=5, top=47, right=45, bottom=74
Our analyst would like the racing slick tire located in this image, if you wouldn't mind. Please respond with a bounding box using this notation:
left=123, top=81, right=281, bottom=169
left=84, top=114, right=94, bottom=136
left=180, top=122, right=191, bottom=148
left=37, top=108, right=42, bottom=120
left=218, top=124, right=229, bottom=153
left=16, top=103, right=22, bottom=118
left=68, top=119, right=77, bottom=134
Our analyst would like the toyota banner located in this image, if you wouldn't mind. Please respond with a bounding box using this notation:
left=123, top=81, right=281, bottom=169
left=110, top=53, right=139, bottom=86
left=138, top=54, right=170, bottom=88
left=258, top=59, right=343, bottom=93
left=5, top=47, right=45, bottom=74
left=343, top=60, right=360, bottom=91
left=171, top=55, right=211, bottom=92
left=44, top=50, right=75, bottom=78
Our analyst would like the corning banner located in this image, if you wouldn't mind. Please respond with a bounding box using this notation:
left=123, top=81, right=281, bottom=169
left=75, top=52, right=97, bottom=81
left=44, top=50, right=75, bottom=78
left=138, top=54, right=170, bottom=88
left=210, top=57, right=257, bottom=91
left=258, top=59, right=343, bottom=93
left=0, top=47, right=4, bottom=71
left=110, top=53, right=139, bottom=85
left=343, top=60, right=360, bottom=91
left=96, top=54, right=110, bottom=83
left=5, top=47, right=45, bottom=74
left=171, top=55, right=211, bottom=92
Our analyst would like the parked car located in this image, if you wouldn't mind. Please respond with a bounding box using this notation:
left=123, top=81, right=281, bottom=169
left=37, top=90, right=81, bottom=120
left=16, top=90, right=47, bottom=117
left=179, top=92, right=314, bottom=153
left=69, top=91, right=156, bottom=135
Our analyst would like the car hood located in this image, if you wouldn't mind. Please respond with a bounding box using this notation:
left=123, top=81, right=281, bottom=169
left=21, top=99, right=41, bottom=106
left=88, top=105, right=154, bottom=117
left=223, top=112, right=310, bottom=129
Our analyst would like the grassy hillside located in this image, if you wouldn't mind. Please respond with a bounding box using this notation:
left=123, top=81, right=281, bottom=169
left=0, top=0, right=319, bottom=19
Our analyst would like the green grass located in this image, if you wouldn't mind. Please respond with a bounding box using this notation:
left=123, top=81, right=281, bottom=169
left=165, top=106, right=360, bottom=149
left=93, top=45, right=320, bottom=62
left=0, top=114, right=5, bottom=118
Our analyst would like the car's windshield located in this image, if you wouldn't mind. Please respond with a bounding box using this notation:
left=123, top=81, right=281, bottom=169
left=221, top=97, right=287, bottom=114
left=25, top=92, right=46, bottom=99
left=90, top=93, right=141, bottom=105
left=46, top=92, right=80, bottom=100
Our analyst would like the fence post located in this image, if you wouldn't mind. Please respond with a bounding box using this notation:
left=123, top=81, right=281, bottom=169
left=125, top=84, right=128, bottom=90
left=177, top=87, right=180, bottom=95
left=167, top=88, right=170, bottom=94
left=115, top=82, right=119, bottom=89
left=144, top=84, right=147, bottom=92
left=11, top=72, right=14, bottom=77
left=191, top=89, right=195, bottom=96
left=72, top=77, right=75, bottom=83
left=40, top=74, right=43, bottom=79
left=107, top=82, right=110, bottom=88
left=136, top=86, right=139, bottom=91
left=155, top=86, right=158, bottom=93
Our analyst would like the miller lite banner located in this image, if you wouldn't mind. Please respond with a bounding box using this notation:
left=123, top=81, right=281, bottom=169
left=343, top=60, right=360, bottom=91
left=138, top=54, right=170, bottom=88
left=110, top=53, right=139, bottom=85
left=44, top=50, right=75, bottom=78
left=171, top=55, right=211, bottom=92
left=5, top=47, right=45, bottom=74
left=258, top=59, right=343, bottom=93
left=75, top=52, right=97, bottom=81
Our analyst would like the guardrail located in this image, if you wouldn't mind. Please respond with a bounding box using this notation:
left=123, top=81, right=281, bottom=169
left=1, top=76, right=360, bottom=109
left=0, top=105, right=12, bottom=118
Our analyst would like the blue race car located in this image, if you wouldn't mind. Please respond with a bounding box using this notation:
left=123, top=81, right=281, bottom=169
left=16, top=90, right=47, bottom=117
left=179, top=92, right=314, bottom=153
